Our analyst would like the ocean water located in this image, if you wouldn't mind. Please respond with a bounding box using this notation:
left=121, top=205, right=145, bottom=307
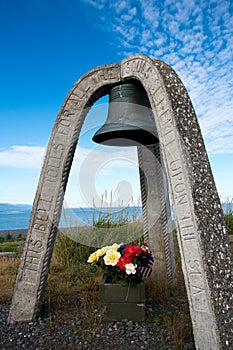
left=0, top=202, right=232, bottom=231
left=0, top=204, right=32, bottom=230
left=0, top=203, right=142, bottom=231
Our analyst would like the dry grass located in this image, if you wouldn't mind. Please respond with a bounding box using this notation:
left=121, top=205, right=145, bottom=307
left=144, top=232, right=194, bottom=349
left=145, top=276, right=194, bottom=350
left=1, top=230, right=232, bottom=349
left=0, top=255, right=20, bottom=303
left=41, top=236, right=99, bottom=312
left=39, top=236, right=106, bottom=337
left=162, top=311, right=193, bottom=350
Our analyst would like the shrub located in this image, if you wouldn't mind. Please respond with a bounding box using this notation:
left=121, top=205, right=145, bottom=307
left=6, top=233, right=13, bottom=242
left=0, top=241, right=24, bottom=253
left=17, top=233, right=26, bottom=241
left=53, top=234, right=95, bottom=267
left=225, top=214, right=233, bottom=235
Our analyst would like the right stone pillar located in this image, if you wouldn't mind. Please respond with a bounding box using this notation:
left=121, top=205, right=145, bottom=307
left=137, top=143, right=176, bottom=287
left=121, top=54, right=233, bottom=350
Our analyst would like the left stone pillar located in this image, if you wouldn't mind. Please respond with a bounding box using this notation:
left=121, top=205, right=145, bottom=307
left=8, top=64, right=121, bottom=322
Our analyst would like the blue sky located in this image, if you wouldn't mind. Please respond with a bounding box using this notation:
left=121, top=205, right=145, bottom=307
left=0, top=0, right=232, bottom=207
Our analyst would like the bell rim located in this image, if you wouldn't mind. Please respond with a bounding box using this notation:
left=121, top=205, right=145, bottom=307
left=92, top=125, right=159, bottom=146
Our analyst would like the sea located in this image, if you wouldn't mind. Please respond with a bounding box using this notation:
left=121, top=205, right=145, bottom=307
left=0, top=203, right=143, bottom=231
left=0, top=202, right=232, bottom=232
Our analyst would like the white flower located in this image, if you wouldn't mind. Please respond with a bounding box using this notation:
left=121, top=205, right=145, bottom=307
left=109, top=243, right=121, bottom=251
left=103, top=249, right=121, bottom=266
left=125, top=263, right=137, bottom=275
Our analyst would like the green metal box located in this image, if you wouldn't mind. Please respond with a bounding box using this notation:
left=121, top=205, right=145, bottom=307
left=99, top=276, right=145, bottom=322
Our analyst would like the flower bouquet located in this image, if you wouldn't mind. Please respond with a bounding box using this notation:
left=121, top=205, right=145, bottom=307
left=87, top=242, right=154, bottom=286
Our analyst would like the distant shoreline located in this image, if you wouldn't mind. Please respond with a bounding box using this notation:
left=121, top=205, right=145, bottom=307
left=0, top=228, right=28, bottom=238
left=0, top=227, right=87, bottom=238
left=0, top=227, right=232, bottom=243
left=0, top=227, right=80, bottom=238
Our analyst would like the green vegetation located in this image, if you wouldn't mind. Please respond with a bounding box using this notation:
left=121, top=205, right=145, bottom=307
left=6, top=233, right=13, bottom=241
left=17, top=233, right=26, bottom=241
left=0, top=233, right=26, bottom=244
left=225, top=214, right=233, bottom=235
left=0, top=210, right=193, bottom=349
left=60, top=200, right=143, bottom=248
left=1, top=201, right=232, bottom=349
left=0, top=241, right=24, bottom=253
left=223, top=198, right=233, bottom=235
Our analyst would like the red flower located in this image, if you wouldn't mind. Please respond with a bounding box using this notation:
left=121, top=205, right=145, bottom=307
left=116, top=255, right=132, bottom=270
left=141, top=242, right=152, bottom=256
left=123, top=245, right=143, bottom=258
left=123, top=252, right=133, bottom=260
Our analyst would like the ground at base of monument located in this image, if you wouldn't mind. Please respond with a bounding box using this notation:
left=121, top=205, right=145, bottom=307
left=0, top=234, right=196, bottom=350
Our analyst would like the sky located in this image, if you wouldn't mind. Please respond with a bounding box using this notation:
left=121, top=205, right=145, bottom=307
left=0, top=0, right=232, bottom=208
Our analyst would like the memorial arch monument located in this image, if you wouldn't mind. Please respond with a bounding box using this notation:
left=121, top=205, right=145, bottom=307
left=8, top=54, right=232, bottom=350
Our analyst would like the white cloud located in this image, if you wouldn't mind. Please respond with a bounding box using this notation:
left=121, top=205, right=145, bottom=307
left=0, top=145, right=139, bottom=174
left=82, top=0, right=106, bottom=9
left=72, top=145, right=139, bottom=177
left=111, top=0, right=128, bottom=14
left=0, top=145, right=141, bottom=207
left=139, top=0, right=160, bottom=26
left=81, top=0, right=233, bottom=154
left=0, top=146, right=46, bottom=169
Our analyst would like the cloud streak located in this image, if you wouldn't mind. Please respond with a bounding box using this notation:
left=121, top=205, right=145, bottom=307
left=82, top=0, right=233, bottom=154
left=0, top=145, right=140, bottom=207
left=0, top=145, right=139, bottom=174
left=0, top=146, right=46, bottom=169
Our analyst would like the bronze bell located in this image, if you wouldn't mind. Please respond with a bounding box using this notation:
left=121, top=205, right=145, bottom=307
left=92, top=82, right=159, bottom=146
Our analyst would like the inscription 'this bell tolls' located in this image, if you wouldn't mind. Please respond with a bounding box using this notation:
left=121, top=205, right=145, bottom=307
left=24, top=239, right=43, bottom=272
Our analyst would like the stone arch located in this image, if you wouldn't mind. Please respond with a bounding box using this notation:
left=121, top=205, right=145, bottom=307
left=8, top=54, right=232, bottom=350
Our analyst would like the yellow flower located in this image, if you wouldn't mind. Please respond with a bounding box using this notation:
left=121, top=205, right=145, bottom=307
left=87, top=252, right=98, bottom=263
left=87, top=244, right=121, bottom=264
left=110, top=243, right=121, bottom=251
left=87, top=246, right=111, bottom=263
left=95, top=248, right=107, bottom=260
left=103, top=249, right=121, bottom=266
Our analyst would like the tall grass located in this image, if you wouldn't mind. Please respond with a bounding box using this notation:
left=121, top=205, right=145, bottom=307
left=5, top=196, right=233, bottom=348
left=223, top=198, right=233, bottom=235
left=43, top=234, right=109, bottom=337
left=91, top=194, right=143, bottom=246
left=0, top=230, right=193, bottom=348
left=0, top=256, right=20, bottom=303
left=60, top=191, right=144, bottom=248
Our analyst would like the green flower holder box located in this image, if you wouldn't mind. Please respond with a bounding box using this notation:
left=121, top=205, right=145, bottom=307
left=99, top=275, right=145, bottom=322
